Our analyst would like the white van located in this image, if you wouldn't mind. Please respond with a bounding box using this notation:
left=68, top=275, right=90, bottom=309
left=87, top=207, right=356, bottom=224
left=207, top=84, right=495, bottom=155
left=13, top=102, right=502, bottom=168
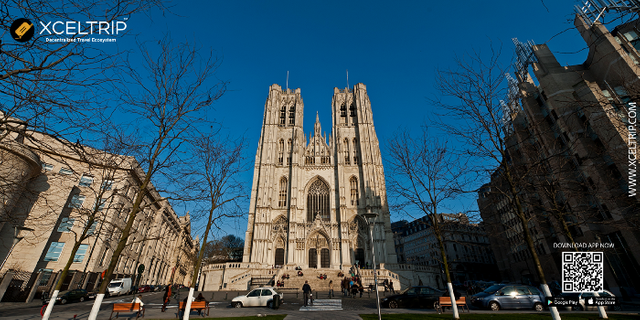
left=108, top=278, right=132, bottom=296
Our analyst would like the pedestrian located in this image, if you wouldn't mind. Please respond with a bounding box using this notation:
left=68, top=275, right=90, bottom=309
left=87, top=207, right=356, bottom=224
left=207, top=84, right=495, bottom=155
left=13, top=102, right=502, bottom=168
left=161, top=285, right=171, bottom=312
left=328, top=280, right=334, bottom=298
left=132, top=295, right=145, bottom=317
left=302, top=280, right=312, bottom=307
left=389, top=280, right=395, bottom=294
left=194, top=293, right=207, bottom=315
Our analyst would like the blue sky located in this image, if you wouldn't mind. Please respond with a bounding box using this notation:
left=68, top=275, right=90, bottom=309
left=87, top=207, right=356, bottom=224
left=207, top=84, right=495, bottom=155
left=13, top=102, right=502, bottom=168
left=12, top=1, right=600, bottom=239
left=114, top=0, right=596, bottom=239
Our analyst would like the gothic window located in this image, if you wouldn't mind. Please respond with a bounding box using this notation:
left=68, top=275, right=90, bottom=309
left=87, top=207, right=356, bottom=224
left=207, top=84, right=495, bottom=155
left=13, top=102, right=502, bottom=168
left=340, top=104, right=347, bottom=123
left=350, top=103, right=357, bottom=117
left=279, top=177, right=288, bottom=207
left=289, top=105, right=296, bottom=125
left=307, top=179, right=330, bottom=221
left=350, top=177, right=359, bottom=206
left=353, top=138, right=359, bottom=164
left=280, top=106, right=286, bottom=126
left=278, top=139, right=284, bottom=165
left=344, top=138, right=350, bottom=165
left=287, top=139, right=292, bottom=164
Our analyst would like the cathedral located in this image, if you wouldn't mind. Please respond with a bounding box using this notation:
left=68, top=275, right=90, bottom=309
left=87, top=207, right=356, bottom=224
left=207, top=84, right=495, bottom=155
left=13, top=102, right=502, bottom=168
left=242, top=83, right=398, bottom=269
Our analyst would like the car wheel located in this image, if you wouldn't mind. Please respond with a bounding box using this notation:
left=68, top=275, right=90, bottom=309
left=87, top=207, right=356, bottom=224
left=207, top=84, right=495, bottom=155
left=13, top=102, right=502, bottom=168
left=233, top=302, right=242, bottom=308
left=267, top=301, right=273, bottom=309
left=534, top=302, right=543, bottom=312
left=489, top=301, right=500, bottom=311
left=61, top=298, right=67, bottom=305
left=433, top=301, right=439, bottom=310
left=388, top=300, right=398, bottom=309
left=79, top=297, right=85, bottom=302
left=573, top=305, right=584, bottom=311
left=612, top=305, right=622, bottom=311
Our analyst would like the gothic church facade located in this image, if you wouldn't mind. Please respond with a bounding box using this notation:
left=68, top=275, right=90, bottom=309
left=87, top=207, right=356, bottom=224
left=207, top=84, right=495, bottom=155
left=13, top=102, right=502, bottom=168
left=242, top=83, right=398, bottom=269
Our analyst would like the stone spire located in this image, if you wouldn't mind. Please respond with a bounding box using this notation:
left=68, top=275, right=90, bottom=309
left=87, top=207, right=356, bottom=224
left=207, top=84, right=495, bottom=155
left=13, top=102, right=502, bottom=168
left=314, top=111, right=322, bottom=137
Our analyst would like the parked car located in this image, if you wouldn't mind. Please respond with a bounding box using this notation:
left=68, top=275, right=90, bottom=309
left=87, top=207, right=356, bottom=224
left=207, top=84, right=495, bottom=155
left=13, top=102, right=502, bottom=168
left=137, top=285, right=152, bottom=293
left=471, top=284, right=545, bottom=311
left=231, top=287, right=283, bottom=308
left=560, top=290, right=622, bottom=311
left=46, top=289, right=89, bottom=305
left=380, top=286, right=444, bottom=309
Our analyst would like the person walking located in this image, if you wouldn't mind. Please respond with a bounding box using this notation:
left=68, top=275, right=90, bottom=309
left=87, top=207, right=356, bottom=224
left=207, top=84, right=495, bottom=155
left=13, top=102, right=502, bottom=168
left=328, top=280, right=334, bottom=298
left=161, top=285, right=171, bottom=312
left=302, top=280, right=312, bottom=307
left=389, top=280, right=395, bottom=294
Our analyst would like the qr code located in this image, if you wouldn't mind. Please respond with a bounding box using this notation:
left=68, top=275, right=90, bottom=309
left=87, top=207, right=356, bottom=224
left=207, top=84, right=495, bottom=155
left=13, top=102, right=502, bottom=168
left=562, top=252, right=603, bottom=292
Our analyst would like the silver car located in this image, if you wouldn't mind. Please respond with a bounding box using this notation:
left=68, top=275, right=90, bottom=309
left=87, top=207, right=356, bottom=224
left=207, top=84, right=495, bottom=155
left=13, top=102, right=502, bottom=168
left=231, top=287, right=283, bottom=308
left=471, top=284, right=545, bottom=311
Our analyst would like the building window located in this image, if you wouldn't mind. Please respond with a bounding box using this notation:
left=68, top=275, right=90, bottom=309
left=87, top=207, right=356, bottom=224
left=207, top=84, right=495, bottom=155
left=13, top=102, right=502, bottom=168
left=101, top=180, right=114, bottom=191
left=280, top=106, right=286, bottom=125
left=624, top=31, right=640, bottom=51
left=38, top=269, right=53, bottom=285
left=353, top=138, right=359, bottom=164
left=57, top=218, right=75, bottom=232
left=42, top=163, right=54, bottom=171
left=350, top=103, right=357, bottom=117
left=73, top=244, right=90, bottom=263
left=289, top=106, right=295, bottom=125
left=287, top=139, right=292, bottom=164
left=69, top=194, right=85, bottom=208
left=344, top=138, right=350, bottom=165
left=44, top=242, right=65, bottom=261
left=94, top=198, right=107, bottom=212
left=279, top=177, right=288, bottom=208
left=340, top=104, right=347, bottom=121
left=278, top=139, right=284, bottom=165
left=307, top=179, right=330, bottom=221
left=350, top=177, right=359, bottom=206
left=87, top=221, right=98, bottom=235
left=79, top=175, right=94, bottom=187
left=59, top=167, right=73, bottom=175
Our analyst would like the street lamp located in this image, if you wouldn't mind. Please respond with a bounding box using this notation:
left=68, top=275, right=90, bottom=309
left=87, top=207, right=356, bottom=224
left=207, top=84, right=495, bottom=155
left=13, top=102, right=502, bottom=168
left=0, top=226, right=34, bottom=271
left=362, top=208, right=381, bottom=320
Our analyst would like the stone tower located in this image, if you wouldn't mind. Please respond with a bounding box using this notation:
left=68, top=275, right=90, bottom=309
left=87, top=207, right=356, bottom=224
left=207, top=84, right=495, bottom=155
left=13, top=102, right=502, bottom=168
left=243, top=83, right=397, bottom=269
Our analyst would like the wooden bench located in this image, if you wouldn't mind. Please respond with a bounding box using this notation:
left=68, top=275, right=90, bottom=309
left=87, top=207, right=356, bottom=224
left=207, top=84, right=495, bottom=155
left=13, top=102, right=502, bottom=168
left=435, top=296, right=469, bottom=313
left=110, top=303, right=143, bottom=319
left=177, top=301, right=210, bottom=318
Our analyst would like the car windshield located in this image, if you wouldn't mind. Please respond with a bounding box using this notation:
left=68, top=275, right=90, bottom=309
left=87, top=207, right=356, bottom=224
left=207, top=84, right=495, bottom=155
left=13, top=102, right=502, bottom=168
left=109, top=282, right=122, bottom=288
left=482, top=285, right=503, bottom=293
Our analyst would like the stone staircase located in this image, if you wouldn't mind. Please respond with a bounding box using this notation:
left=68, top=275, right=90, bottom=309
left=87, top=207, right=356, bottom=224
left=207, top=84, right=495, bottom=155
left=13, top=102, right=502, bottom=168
left=278, top=269, right=345, bottom=291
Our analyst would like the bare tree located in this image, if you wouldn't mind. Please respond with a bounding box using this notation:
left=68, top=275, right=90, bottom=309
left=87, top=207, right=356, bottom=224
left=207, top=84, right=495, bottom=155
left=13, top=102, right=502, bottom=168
left=387, top=127, right=467, bottom=319
left=432, top=49, right=561, bottom=319
left=180, top=132, right=246, bottom=319
left=87, top=36, right=227, bottom=320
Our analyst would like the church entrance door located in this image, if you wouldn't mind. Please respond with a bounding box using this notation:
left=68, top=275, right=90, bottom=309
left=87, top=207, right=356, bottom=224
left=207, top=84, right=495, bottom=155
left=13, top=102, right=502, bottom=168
left=320, top=248, right=330, bottom=268
left=275, top=248, right=285, bottom=266
left=355, top=248, right=365, bottom=266
left=309, top=248, right=317, bottom=268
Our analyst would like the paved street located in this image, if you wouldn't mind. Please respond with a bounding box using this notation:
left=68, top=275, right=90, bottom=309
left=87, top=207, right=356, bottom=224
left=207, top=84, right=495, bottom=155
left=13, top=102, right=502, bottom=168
left=1, top=289, right=639, bottom=320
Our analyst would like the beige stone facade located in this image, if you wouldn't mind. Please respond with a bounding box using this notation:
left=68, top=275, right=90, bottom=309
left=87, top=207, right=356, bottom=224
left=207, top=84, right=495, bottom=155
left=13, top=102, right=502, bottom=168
left=202, top=84, right=430, bottom=292
left=243, top=83, right=397, bottom=268
left=0, top=131, right=197, bottom=294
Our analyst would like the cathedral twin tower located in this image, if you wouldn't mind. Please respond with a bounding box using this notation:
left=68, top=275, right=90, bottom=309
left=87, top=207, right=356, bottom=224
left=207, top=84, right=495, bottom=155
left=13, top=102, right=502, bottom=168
left=243, top=83, right=397, bottom=269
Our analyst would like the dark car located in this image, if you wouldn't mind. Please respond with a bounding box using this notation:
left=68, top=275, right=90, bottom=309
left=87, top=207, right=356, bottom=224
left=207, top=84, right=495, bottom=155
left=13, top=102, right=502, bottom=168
left=470, top=284, right=544, bottom=311
left=380, top=286, right=444, bottom=309
left=47, top=289, right=89, bottom=305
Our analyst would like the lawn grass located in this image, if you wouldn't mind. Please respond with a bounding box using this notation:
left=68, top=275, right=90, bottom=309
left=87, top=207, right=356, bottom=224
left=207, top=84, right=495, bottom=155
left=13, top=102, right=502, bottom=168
left=148, top=316, right=286, bottom=320
left=360, top=314, right=640, bottom=320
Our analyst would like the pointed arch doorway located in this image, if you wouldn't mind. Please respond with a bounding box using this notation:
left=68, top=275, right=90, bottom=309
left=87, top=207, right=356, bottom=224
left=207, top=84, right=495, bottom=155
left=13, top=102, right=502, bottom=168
left=308, top=233, right=330, bottom=268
